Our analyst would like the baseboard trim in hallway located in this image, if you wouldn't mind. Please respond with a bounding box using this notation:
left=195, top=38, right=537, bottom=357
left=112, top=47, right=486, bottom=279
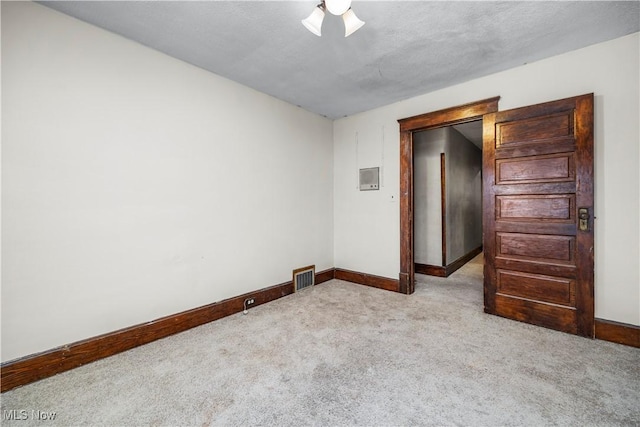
left=1, top=268, right=335, bottom=393
left=415, top=246, right=483, bottom=278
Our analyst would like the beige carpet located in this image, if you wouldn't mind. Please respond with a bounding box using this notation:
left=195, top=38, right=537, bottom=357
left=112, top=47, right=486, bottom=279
left=2, top=255, right=639, bottom=426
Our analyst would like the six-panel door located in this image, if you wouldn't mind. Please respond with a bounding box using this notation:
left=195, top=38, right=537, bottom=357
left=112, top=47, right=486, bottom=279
left=483, top=94, right=594, bottom=337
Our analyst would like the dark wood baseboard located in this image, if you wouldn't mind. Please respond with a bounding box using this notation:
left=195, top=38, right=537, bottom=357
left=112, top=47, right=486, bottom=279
left=1, top=267, right=338, bottom=393
left=445, top=246, right=483, bottom=276
left=5, top=268, right=634, bottom=393
left=595, top=319, right=640, bottom=348
left=334, top=268, right=399, bottom=292
left=415, top=246, right=482, bottom=278
left=415, top=263, right=446, bottom=277
left=315, top=268, right=335, bottom=285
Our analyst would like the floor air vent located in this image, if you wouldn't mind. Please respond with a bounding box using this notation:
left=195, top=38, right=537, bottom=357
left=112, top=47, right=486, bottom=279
left=293, top=265, right=315, bottom=292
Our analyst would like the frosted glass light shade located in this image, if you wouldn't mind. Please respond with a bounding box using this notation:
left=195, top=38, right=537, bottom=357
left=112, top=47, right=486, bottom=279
left=343, top=9, right=365, bottom=37
left=325, top=0, right=352, bottom=16
left=302, top=7, right=325, bottom=36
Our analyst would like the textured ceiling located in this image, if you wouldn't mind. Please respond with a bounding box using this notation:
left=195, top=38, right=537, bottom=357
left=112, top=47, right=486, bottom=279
left=40, top=1, right=639, bottom=119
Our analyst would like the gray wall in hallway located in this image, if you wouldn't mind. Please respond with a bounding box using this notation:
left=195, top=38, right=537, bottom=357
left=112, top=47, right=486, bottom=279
left=445, top=128, right=482, bottom=263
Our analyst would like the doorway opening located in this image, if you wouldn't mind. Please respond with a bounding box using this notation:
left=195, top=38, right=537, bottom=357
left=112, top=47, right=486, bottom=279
left=397, top=97, right=500, bottom=294
left=413, top=121, right=483, bottom=278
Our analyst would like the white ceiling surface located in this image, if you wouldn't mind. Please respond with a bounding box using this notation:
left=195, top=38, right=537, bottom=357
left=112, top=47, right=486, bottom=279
left=39, top=1, right=639, bottom=120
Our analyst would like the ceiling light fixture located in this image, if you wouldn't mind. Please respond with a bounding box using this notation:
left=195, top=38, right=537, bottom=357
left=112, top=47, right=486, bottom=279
left=302, top=0, right=365, bottom=37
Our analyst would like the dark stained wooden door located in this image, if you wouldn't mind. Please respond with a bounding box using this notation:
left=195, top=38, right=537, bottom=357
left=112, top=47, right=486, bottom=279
left=483, top=94, right=594, bottom=337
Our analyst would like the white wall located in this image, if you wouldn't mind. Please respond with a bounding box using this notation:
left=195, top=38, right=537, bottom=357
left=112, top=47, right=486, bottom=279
left=333, top=117, right=400, bottom=278
left=1, top=2, right=334, bottom=362
left=334, top=33, right=640, bottom=326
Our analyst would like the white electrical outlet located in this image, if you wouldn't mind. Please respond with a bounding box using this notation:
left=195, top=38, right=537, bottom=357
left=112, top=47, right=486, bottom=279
left=243, top=298, right=256, bottom=315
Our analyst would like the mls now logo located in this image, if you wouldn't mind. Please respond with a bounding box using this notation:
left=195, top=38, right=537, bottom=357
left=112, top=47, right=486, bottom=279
left=2, top=410, right=57, bottom=421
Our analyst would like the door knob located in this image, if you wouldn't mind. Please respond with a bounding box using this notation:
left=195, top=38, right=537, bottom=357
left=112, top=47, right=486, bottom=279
left=579, top=208, right=589, bottom=231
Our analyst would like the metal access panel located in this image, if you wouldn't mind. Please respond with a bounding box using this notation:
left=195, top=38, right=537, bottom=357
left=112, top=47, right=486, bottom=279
left=359, top=167, right=380, bottom=191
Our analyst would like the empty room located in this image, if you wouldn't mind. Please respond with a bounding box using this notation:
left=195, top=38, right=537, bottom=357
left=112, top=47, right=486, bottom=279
left=1, top=1, right=639, bottom=425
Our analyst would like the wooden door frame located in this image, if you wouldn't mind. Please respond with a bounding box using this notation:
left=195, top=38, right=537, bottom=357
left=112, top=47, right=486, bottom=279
left=397, top=97, right=500, bottom=294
